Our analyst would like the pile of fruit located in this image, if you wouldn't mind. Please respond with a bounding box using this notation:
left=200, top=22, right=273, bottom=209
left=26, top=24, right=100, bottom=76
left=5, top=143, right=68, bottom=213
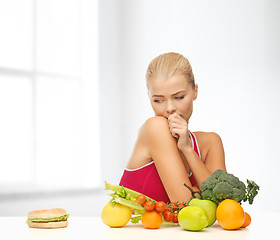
left=102, top=170, right=259, bottom=231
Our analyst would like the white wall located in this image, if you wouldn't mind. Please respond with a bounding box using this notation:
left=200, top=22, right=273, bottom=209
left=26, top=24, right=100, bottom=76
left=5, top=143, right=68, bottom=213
left=100, top=0, right=280, bottom=212
left=98, top=0, right=123, bottom=184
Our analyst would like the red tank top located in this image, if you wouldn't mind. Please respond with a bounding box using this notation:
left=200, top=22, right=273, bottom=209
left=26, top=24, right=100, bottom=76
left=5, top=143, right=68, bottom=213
left=119, top=131, right=200, bottom=203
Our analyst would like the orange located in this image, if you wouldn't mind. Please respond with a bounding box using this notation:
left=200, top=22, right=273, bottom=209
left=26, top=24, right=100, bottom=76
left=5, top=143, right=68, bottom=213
left=216, top=199, right=245, bottom=230
left=241, top=212, right=251, bottom=228
left=141, top=211, right=162, bottom=229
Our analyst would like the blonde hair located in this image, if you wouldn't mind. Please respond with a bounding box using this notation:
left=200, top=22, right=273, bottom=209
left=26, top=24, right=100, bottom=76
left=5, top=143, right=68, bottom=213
left=146, top=52, right=195, bottom=89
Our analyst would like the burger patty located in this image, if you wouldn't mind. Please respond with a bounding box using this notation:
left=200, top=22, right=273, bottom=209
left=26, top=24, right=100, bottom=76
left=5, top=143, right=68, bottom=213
left=32, top=218, right=68, bottom=223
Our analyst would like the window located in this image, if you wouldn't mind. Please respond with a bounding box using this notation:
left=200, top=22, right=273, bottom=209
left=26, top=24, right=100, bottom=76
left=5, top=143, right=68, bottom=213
left=0, top=0, right=100, bottom=192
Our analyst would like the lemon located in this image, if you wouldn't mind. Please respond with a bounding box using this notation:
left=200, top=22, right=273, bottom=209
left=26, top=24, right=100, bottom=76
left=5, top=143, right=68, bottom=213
left=101, top=202, right=132, bottom=227
left=178, top=206, right=208, bottom=231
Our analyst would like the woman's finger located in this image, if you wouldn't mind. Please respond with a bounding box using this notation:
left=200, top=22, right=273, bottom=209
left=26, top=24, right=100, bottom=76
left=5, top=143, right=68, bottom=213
left=169, top=123, right=178, bottom=138
left=168, top=114, right=187, bottom=126
left=170, top=128, right=179, bottom=138
left=171, top=127, right=186, bottom=137
left=170, top=122, right=187, bottom=132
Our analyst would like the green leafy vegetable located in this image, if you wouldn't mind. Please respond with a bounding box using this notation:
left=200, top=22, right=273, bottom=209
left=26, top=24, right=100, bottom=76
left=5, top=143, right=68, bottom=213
left=111, top=195, right=145, bottom=213
left=244, top=180, right=260, bottom=204
left=200, top=169, right=260, bottom=204
left=105, top=181, right=154, bottom=202
left=26, top=214, right=69, bottom=223
left=130, top=216, right=142, bottom=224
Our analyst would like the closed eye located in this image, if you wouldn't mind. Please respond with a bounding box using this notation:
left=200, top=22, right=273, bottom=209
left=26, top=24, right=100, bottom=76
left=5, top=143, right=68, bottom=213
left=175, top=96, right=185, bottom=100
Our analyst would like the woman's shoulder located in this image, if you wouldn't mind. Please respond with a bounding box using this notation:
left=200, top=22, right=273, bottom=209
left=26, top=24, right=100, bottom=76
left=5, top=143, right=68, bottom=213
left=143, top=116, right=168, bottom=126
left=192, top=131, right=224, bottom=160
left=137, top=116, right=176, bottom=148
left=193, top=131, right=222, bottom=143
left=139, top=116, right=169, bottom=134
left=126, top=116, right=171, bottom=169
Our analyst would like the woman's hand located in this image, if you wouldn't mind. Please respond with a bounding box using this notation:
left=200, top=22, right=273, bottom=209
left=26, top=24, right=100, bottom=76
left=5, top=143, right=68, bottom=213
left=168, top=113, right=192, bottom=151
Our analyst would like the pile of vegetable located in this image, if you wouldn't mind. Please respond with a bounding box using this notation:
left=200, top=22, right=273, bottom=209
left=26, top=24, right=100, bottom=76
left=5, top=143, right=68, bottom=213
left=103, top=181, right=185, bottom=228
left=102, top=169, right=260, bottom=231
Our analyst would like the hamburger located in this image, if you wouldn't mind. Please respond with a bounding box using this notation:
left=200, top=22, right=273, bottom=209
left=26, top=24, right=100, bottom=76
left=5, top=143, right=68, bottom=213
left=27, top=208, right=69, bottom=229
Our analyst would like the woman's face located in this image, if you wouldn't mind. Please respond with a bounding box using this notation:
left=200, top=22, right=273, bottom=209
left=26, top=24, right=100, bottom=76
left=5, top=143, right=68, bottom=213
left=148, top=74, right=198, bottom=122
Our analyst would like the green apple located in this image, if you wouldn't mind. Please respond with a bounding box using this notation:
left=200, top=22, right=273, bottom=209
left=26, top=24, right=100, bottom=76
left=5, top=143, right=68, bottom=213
left=178, top=206, right=208, bottom=231
left=189, top=198, right=217, bottom=227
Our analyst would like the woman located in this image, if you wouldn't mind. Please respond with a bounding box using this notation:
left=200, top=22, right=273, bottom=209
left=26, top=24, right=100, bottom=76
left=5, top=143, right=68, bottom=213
left=119, top=52, right=226, bottom=203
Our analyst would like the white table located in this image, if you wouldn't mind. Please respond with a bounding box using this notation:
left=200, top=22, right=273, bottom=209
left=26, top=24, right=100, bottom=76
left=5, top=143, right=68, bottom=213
left=0, top=212, right=277, bottom=240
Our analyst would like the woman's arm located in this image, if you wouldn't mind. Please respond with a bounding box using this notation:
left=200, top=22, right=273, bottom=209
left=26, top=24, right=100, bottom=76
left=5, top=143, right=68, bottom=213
left=142, top=116, right=195, bottom=203
left=168, top=113, right=226, bottom=188
left=181, top=132, right=226, bottom=188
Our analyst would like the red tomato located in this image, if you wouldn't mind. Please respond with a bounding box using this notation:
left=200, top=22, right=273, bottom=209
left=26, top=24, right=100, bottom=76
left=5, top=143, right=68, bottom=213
left=178, top=203, right=185, bottom=210
left=163, top=210, right=174, bottom=222
left=136, top=194, right=146, bottom=205
left=172, top=213, right=178, bottom=223
left=169, top=202, right=178, bottom=212
left=144, top=200, right=155, bottom=212
left=155, top=201, right=166, bottom=213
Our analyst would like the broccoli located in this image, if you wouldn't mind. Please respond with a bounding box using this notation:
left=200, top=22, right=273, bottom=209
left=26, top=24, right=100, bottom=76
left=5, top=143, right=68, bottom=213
left=200, top=169, right=259, bottom=205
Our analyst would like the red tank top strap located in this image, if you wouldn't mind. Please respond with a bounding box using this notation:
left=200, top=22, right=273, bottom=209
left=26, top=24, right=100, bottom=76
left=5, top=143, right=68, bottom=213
left=189, top=174, right=196, bottom=186
left=188, top=131, right=200, bottom=187
left=189, top=131, right=201, bottom=158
